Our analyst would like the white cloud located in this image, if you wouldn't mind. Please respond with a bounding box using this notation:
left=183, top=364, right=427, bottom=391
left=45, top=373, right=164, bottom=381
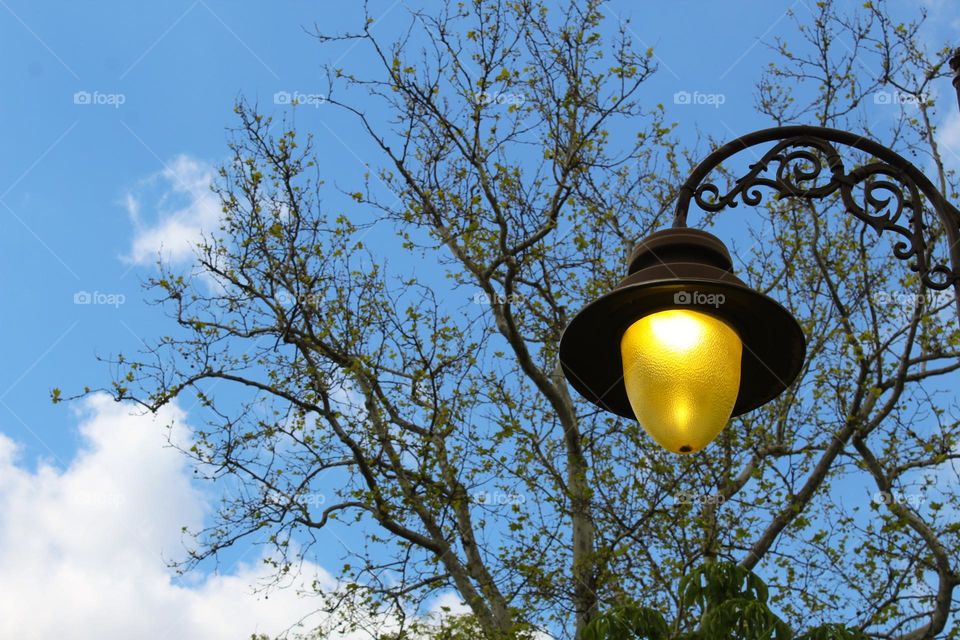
left=0, top=395, right=380, bottom=640
left=425, top=592, right=471, bottom=618
left=124, top=155, right=221, bottom=266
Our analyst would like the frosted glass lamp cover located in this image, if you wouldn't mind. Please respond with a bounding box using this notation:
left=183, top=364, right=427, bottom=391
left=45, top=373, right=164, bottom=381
left=620, top=309, right=742, bottom=453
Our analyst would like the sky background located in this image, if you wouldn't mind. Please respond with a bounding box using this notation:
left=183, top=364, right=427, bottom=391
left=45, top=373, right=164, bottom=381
left=1, top=1, right=959, bottom=638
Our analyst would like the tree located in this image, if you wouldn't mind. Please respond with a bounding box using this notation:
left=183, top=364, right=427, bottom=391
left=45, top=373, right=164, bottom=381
left=69, top=0, right=960, bottom=637
left=379, top=612, right=539, bottom=640
left=582, top=561, right=869, bottom=640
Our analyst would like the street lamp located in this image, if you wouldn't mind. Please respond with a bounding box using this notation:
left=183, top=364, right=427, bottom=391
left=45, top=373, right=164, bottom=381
left=559, top=123, right=960, bottom=454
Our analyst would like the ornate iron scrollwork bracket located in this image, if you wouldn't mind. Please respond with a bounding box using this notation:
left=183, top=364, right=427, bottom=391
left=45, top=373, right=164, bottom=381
left=672, top=126, right=960, bottom=318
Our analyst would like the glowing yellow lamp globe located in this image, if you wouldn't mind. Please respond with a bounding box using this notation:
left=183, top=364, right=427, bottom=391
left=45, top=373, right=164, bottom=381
left=620, top=309, right=742, bottom=454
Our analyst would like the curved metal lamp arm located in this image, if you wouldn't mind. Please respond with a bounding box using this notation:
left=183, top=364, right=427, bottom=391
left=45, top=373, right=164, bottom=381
left=671, top=125, right=960, bottom=319
left=951, top=47, right=960, bottom=114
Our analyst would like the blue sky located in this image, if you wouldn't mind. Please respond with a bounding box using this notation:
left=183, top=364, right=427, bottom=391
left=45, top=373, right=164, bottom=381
left=1, top=1, right=959, bottom=638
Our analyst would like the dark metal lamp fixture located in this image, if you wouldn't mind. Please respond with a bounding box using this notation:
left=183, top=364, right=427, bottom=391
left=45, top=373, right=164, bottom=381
left=560, top=116, right=960, bottom=454
left=559, top=227, right=805, bottom=454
